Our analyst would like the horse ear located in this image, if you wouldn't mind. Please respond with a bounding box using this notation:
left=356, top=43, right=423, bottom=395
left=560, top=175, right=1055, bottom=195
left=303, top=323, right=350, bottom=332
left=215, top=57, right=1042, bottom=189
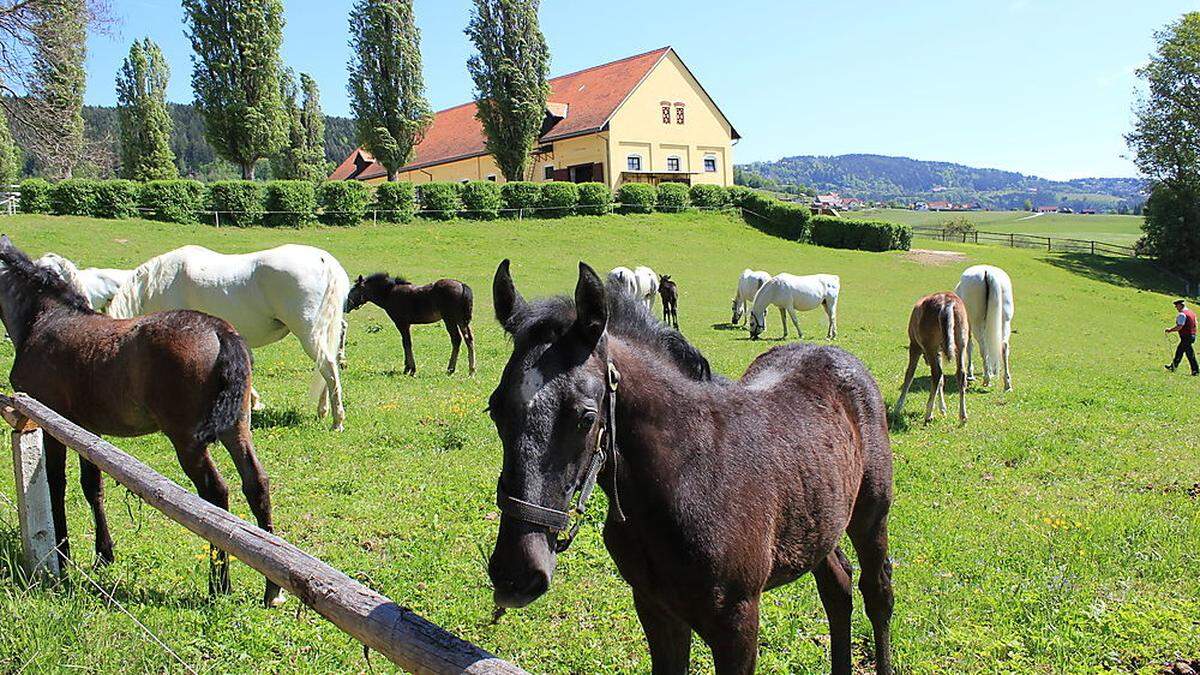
left=493, top=259, right=525, bottom=330
left=356, top=274, right=363, bottom=283
left=572, top=262, right=607, bottom=345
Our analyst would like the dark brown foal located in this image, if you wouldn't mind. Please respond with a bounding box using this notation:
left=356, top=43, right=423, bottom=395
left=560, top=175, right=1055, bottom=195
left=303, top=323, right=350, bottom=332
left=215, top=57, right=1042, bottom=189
left=659, top=274, right=679, bottom=329
left=894, top=291, right=970, bottom=424
left=0, top=236, right=280, bottom=606
left=345, top=273, right=475, bottom=376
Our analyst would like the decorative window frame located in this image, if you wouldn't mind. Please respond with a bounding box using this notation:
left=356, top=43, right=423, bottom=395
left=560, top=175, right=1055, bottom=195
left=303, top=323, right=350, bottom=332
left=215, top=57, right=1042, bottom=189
left=660, top=101, right=672, bottom=124
left=666, top=156, right=682, bottom=172
left=626, top=154, right=643, bottom=172
left=674, top=101, right=686, bottom=125
left=544, top=165, right=555, bottom=180
left=703, top=155, right=718, bottom=173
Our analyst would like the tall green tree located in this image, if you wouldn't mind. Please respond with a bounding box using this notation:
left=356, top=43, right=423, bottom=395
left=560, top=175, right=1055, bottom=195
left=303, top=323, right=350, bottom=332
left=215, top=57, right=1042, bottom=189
left=346, top=0, right=432, bottom=182
left=0, top=108, right=20, bottom=185
left=183, top=0, right=288, bottom=179
left=115, top=38, right=178, bottom=181
left=25, top=0, right=87, bottom=178
left=1127, top=12, right=1200, bottom=279
left=465, top=0, right=549, bottom=182
left=274, top=71, right=328, bottom=180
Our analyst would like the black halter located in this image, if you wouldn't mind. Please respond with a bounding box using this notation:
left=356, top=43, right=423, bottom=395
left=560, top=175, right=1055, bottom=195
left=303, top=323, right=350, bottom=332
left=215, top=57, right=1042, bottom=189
left=495, top=361, right=627, bottom=553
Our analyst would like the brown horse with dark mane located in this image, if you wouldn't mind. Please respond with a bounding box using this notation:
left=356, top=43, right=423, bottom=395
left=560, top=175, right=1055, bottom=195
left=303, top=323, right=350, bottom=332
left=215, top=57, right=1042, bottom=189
left=658, top=274, right=679, bottom=329
left=486, top=260, right=894, bottom=674
left=0, top=236, right=280, bottom=606
left=345, top=273, right=475, bottom=376
left=894, top=291, right=969, bottom=424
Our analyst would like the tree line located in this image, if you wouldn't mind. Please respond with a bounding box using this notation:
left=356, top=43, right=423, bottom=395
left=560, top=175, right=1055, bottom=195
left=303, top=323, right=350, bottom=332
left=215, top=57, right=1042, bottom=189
left=1, top=0, right=552, bottom=184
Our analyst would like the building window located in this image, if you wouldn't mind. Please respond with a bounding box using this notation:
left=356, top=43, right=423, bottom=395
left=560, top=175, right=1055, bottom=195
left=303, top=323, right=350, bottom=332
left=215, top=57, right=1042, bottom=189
left=662, top=105, right=671, bottom=124
left=667, top=156, right=681, bottom=172
left=704, top=156, right=717, bottom=173
left=486, top=174, right=497, bottom=182
left=676, top=105, right=685, bottom=125
left=627, top=155, right=642, bottom=172
left=544, top=165, right=555, bottom=180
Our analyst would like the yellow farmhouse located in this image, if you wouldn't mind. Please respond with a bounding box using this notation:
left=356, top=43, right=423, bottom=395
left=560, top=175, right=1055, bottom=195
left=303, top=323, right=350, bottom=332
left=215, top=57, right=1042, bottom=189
left=330, top=47, right=740, bottom=188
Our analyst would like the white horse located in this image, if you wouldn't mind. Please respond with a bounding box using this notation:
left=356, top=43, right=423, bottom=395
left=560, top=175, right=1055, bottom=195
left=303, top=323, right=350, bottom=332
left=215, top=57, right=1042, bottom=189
left=955, top=264, right=1014, bottom=391
left=106, top=245, right=351, bottom=430
left=35, top=253, right=135, bottom=312
left=731, top=268, right=772, bottom=325
left=608, top=266, right=659, bottom=309
left=748, top=273, right=840, bottom=340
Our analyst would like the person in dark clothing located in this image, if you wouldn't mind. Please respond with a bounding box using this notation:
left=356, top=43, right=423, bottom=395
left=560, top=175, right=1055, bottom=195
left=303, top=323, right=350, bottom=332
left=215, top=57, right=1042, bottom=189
left=1165, top=299, right=1198, bottom=376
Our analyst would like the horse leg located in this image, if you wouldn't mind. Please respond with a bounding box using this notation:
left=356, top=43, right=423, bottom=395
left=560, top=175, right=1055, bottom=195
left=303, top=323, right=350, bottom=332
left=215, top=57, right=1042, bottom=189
left=338, top=318, right=348, bottom=369
left=826, top=298, right=838, bottom=339
left=937, top=363, right=948, bottom=414
left=1002, top=340, right=1013, bottom=392
left=45, top=435, right=70, bottom=565
left=318, top=355, right=344, bottom=431
left=956, top=351, right=968, bottom=423
left=80, top=459, right=114, bottom=565
left=813, top=547, right=854, bottom=675
left=219, top=420, right=283, bottom=607
left=398, top=324, right=416, bottom=376
left=703, top=595, right=761, bottom=675
left=172, top=438, right=232, bottom=595
left=461, top=322, right=476, bottom=375
left=924, top=354, right=942, bottom=424
left=787, top=307, right=803, bottom=340
left=779, top=307, right=788, bottom=339
left=849, top=516, right=894, bottom=675
left=965, top=335, right=976, bottom=382
left=443, top=318, right=461, bottom=375
left=249, top=387, right=266, bottom=412
left=893, top=344, right=921, bottom=419
left=632, top=591, right=692, bottom=675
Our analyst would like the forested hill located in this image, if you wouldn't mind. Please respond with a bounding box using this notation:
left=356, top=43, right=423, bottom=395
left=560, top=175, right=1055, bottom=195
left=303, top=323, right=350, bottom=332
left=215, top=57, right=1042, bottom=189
left=73, top=103, right=357, bottom=181
left=736, top=153, right=1146, bottom=211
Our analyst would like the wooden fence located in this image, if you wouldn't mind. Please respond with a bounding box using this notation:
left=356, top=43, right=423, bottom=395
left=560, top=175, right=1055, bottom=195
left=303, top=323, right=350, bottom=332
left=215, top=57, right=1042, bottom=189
left=2, top=391, right=528, bottom=675
left=910, top=225, right=1137, bottom=257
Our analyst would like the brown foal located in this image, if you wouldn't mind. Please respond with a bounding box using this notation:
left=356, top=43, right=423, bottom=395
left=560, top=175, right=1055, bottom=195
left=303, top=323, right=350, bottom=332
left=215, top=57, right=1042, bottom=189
left=894, top=291, right=970, bottom=424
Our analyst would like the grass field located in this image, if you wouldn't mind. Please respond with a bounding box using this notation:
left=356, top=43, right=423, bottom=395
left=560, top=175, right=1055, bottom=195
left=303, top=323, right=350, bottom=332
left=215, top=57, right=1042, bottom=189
left=857, top=208, right=1145, bottom=246
left=0, top=211, right=1197, bottom=674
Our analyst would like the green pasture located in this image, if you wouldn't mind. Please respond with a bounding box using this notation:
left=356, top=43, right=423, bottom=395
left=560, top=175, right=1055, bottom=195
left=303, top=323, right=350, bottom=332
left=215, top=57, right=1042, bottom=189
left=859, top=208, right=1145, bottom=246
left=0, top=211, right=1196, bottom=673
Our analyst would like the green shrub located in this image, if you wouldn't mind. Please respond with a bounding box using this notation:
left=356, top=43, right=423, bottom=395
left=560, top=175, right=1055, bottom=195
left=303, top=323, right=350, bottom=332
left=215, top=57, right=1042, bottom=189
left=93, top=180, right=139, bottom=219
left=501, top=181, right=541, bottom=214
left=810, top=215, right=911, bottom=252
left=656, top=182, right=691, bottom=212
left=577, top=182, right=612, bottom=215
left=460, top=181, right=502, bottom=219
left=18, top=178, right=51, bottom=214
left=139, top=180, right=205, bottom=224
left=726, top=185, right=754, bottom=208
left=739, top=192, right=812, bottom=241
left=264, top=180, right=316, bottom=227
left=49, top=178, right=100, bottom=216
left=616, top=183, right=657, bottom=214
left=373, top=181, right=416, bottom=223
left=540, top=182, right=579, bottom=217
left=207, top=180, right=264, bottom=227
left=690, top=184, right=729, bottom=209
left=418, top=182, right=463, bottom=220
left=317, top=180, right=372, bottom=226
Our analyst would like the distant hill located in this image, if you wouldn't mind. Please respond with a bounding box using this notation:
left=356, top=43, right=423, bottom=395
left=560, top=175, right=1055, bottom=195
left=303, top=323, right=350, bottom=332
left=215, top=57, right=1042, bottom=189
left=736, top=154, right=1146, bottom=212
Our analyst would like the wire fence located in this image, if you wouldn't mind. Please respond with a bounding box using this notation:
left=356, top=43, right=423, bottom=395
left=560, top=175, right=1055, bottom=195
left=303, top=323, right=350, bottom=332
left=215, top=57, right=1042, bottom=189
left=911, top=224, right=1138, bottom=258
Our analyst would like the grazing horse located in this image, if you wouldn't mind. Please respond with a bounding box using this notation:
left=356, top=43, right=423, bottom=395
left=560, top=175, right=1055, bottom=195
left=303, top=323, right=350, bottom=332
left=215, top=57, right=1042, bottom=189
left=608, top=266, right=660, bottom=310
left=730, top=268, right=771, bottom=325
left=658, top=274, right=679, bottom=329
left=748, top=273, right=840, bottom=341
left=894, top=292, right=970, bottom=424
left=105, top=245, right=350, bottom=430
left=487, top=260, right=894, bottom=674
left=34, top=253, right=134, bottom=312
left=954, top=264, right=1014, bottom=391
left=0, top=236, right=281, bottom=606
left=344, top=273, right=475, bottom=376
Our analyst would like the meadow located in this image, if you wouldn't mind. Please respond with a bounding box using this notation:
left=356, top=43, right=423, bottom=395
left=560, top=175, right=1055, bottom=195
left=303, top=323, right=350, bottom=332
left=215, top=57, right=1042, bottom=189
left=0, top=211, right=1197, bottom=674
left=858, top=208, right=1145, bottom=246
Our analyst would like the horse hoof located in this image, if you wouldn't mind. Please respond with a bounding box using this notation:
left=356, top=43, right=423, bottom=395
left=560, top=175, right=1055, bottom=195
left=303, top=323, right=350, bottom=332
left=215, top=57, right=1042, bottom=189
left=265, top=589, right=287, bottom=608
left=330, top=422, right=344, bottom=432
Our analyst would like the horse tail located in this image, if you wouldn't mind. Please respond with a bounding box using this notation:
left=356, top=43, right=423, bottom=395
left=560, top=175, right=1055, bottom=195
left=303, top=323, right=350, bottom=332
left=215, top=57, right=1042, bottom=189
left=940, top=301, right=957, bottom=363
left=307, top=255, right=350, bottom=401
left=461, top=281, right=474, bottom=324
left=981, top=269, right=1004, bottom=377
left=196, top=325, right=252, bottom=445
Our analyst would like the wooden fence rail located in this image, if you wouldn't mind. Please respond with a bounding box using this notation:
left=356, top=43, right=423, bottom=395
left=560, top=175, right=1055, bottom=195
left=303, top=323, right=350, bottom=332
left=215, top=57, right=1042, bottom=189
left=910, top=224, right=1138, bottom=257
left=2, top=391, right=528, bottom=675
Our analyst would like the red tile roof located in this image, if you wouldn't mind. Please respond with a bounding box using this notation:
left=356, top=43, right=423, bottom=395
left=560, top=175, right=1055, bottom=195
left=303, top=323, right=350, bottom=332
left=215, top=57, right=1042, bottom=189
left=331, top=47, right=676, bottom=181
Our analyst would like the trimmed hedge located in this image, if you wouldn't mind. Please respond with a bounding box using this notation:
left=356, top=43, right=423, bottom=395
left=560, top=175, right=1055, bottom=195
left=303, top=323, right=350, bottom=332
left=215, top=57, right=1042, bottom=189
left=740, top=192, right=811, bottom=241
left=656, top=182, right=690, bottom=212
left=690, top=184, right=729, bottom=208
left=540, top=182, right=579, bottom=217
left=18, top=178, right=52, bottom=214
left=264, top=180, right=316, bottom=228
left=139, top=180, right=205, bottom=223
left=461, top=181, right=502, bottom=219
left=617, top=183, right=657, bottom=214
left=577, top=182, right=612, bottom=215
left=374, top=181, right=416, bottom=223
left=501, top=181, right=541, bottom=213
left=207, top=180, right=264, bottom=227
left=49, top=178, right=100, bottom=216
left=418, top=182, right=463, bottom=220
left=317, top=180, right=372, bottom=226
left=726, top=185, right=754, bottom=209
left=93, top=179, right=139, bottom=219
left=810, top=215, right=912, bottom=252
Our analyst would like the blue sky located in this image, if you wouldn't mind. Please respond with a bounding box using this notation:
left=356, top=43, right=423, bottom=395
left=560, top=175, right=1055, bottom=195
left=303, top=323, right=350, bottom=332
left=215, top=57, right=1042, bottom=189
left=84, top=0, right=1192, bottom=179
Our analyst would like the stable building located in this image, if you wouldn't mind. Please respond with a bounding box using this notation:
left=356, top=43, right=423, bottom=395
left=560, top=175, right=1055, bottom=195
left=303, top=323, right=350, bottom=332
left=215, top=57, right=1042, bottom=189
left=330, top=47, right=740, bottom=189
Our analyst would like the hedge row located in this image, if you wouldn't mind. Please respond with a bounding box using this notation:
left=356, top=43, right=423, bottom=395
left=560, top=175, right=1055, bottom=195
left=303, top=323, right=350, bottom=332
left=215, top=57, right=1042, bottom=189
left=809, top=215, right=912, bottom=252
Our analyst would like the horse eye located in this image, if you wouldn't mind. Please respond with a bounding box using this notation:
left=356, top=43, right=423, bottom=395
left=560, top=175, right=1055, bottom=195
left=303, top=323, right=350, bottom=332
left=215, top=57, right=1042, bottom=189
left=578, top=410, right=598, bottom=428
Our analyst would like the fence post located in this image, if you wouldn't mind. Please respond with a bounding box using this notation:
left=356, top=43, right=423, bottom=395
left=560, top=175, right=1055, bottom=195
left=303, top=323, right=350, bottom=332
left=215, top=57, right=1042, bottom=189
left=1010, top=233, right=1015, bottom=248
left=1047, top=237, right=1051, bottom=252
left=5, top=408, right=60, bottom=581
left=214, top=211, right=220, bottom=228
left=1091, top=241, right=1095, bottom=255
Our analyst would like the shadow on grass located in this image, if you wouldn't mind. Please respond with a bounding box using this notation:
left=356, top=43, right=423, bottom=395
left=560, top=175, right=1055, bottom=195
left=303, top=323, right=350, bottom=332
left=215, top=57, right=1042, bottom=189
left=1046, top=252, right=1191, bottom=297
left=251, top=407, right=304, bottom=430
left=711, top=322, right=744, bottom=331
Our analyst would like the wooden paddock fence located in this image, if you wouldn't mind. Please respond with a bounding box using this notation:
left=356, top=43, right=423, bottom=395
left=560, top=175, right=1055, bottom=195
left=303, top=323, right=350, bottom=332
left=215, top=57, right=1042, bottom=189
left=910, top=224, right=1138, bottom=257
left=2, top=391, right=528, bottom=674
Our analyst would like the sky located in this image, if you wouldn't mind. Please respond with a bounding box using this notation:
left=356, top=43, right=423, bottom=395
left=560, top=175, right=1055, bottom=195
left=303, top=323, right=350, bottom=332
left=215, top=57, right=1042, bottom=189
left=82, top=0, right=1195, bottom=180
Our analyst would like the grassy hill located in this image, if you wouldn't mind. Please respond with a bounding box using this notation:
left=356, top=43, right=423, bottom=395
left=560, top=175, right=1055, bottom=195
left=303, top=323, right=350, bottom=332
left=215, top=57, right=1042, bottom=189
left=0, top=212, right=1196, bottom=673
left=858, top=208, right=1146, bottom=246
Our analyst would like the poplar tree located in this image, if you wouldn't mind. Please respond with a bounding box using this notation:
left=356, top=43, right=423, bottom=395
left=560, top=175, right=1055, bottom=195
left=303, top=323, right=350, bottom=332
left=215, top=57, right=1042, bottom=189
left=0, top=108, right=20, bottom=185
left=274, top=71, right=327, bottom=181
left=116, top=38, right=178, bottom=181
left=183, top=0, right=288, bottom=179
left=465, top=0, right=550, bottom=181
left=347, top=0, right=432, bottom=181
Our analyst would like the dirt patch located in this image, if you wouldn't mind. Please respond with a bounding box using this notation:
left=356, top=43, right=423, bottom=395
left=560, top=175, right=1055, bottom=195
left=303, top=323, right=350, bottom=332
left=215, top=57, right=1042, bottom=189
left=1162, top=659, right=1200, bottom=674
left=903, top=249, right=969, bottom=266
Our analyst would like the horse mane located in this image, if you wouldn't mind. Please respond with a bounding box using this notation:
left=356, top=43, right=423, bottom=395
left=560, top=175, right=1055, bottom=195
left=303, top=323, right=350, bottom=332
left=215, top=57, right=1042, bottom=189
left=364, top=272, right=410, bottom=287
left=0, top=244, right=94, bottom=314
left=106, top=259, right=157, bottom=318
left=35, top=253, right=91, bottom=306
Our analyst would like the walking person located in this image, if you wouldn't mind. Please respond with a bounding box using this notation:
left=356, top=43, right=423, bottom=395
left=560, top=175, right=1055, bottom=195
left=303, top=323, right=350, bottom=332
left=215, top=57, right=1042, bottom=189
left=1165, top=299, right=1198, bottom=376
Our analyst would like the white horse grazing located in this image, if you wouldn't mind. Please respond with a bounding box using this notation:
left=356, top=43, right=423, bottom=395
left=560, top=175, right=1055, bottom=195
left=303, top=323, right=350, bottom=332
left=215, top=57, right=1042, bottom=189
left=955, top=264, right=1014, bottom=391
left=107, top=245, right=351, bottom=430
left=748, top=273, right=840, bottom=341
left=36, top=253, right=135, bottom=312
left=608, top=266, right=660, bottom=309
left=731, top=269, right=772, bottom=325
